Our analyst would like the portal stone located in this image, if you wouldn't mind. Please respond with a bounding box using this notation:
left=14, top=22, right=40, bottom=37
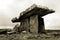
left=30, top=15, right=38, bottom=33
left=38, top=17, right=45, bottom=33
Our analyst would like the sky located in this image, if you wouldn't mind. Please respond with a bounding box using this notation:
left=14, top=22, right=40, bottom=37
left=0, top=0, right=60, bottom=30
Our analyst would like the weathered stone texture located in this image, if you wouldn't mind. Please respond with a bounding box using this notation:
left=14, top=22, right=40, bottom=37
left=20, top=18, right=30, bottom=32
left=30, top=15, right=38, bottom=33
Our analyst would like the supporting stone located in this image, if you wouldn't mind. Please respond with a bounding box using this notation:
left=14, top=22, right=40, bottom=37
left=30, top=15, right=38, bottom=33
left=38, top=17, right=45, bottom=33
left=19, top=18, right=30, bottom=32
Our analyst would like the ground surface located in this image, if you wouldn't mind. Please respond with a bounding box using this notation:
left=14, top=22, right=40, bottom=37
left=0, top=32, right=60, bottom=40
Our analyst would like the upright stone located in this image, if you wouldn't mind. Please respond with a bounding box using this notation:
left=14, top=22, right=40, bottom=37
left=20, top=18, right=30, bottom=32
left=38, top=17, right=45, bottom=33
left=30, top=15, right=38, bottom=33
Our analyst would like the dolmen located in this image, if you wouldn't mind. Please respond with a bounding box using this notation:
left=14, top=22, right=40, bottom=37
left=11, top=4, right=55, bottom=34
